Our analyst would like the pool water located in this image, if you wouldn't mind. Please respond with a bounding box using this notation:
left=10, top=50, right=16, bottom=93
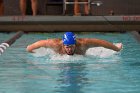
left=0, top=32, right=140, bottom=93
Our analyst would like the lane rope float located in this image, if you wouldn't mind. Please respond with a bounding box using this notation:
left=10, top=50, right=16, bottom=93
left=0, top=31, right=24, bottom=55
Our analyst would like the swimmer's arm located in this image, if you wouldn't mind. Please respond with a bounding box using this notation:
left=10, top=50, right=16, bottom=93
left=85, top=39, right=122, bottom=51
left=26, top=40, right=50, bottom=53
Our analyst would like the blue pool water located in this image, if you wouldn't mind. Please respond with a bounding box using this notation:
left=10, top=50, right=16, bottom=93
left=0, top=32, right=140, bottom=93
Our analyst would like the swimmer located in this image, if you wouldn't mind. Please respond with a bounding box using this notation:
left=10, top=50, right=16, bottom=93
left=26, top=32, right=123, bottom=55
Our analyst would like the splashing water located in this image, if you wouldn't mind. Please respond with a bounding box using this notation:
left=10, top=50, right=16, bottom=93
left=30, top=47, right=86, bottom=63
left=30, top=45, right=119, bottom=62
left=86, top=47, right=118, bottom=58
left=32, top=47, right=56, bottom=57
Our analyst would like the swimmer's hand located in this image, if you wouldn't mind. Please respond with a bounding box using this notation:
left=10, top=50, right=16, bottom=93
left=26, top=45, right=35, bottom=53
left=115, top=43, right=123, bottom=51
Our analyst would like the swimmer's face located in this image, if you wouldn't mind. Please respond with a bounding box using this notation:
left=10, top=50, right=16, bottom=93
left=63, top=45, right=76, bottom=55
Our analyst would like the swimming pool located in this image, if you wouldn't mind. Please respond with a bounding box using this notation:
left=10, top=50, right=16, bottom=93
left=0, top=32, right=140, bottom=93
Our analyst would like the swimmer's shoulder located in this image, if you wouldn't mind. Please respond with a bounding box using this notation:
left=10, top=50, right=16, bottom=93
left=48, top=38, right=62, bottom=45
left=47, top=38, right=61, bottom=42
left=76, top=38, right=88, bottom=43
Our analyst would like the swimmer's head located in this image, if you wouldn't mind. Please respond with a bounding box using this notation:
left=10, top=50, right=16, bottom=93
left=62, top=32, right=76, bottom=45
left=62, top=32, right=76, bottom=55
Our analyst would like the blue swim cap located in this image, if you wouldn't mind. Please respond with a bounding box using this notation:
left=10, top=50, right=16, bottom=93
left=62, top=32, right=76, bottom=45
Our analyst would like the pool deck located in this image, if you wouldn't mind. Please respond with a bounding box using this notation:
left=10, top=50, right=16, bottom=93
left=0, top=16, right=140, bottom=32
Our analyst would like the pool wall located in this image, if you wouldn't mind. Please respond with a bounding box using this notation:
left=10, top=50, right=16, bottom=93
left=0, top=16, right=140, bottom=32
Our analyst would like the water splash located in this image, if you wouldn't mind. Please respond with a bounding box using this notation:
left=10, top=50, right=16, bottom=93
left=32, top=47, right=55, bottom=57
left=30, top=46, right=120, bottom=61
left=86, top=47, right=118, bottom=58
left=50, top=54, right=85, bottom=61
left=30, top=47, right=87, bottom=63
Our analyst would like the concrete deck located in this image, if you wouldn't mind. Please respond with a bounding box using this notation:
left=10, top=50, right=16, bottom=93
left=0, top=16, right=140, bottom=32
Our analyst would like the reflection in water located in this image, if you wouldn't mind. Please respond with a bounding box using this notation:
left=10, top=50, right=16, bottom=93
left=56, top=62, right=88, bottom=93
left=22, top=58, right=89, bottom=93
